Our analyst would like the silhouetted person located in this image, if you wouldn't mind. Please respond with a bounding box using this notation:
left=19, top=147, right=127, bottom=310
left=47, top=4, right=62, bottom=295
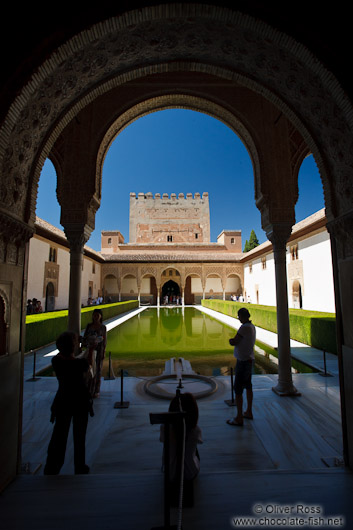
left=227, top=307, right=256, bottom=426
left=44, top=331, right=94, bottom=475
left=26, top=300, right=33, bottom=314
left=82, top=308, right=107, bottom=398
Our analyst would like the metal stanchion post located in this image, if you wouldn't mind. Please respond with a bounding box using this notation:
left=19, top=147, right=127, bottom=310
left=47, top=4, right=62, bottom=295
left=114, top=369, right=130, bottom=408
left=104, top=352, right=115, bottom=380
left=318, top=350, right=332, bottom=377
left=26, top=350, right=41, bottom=382
left=225, top=367, right=235, bottom=406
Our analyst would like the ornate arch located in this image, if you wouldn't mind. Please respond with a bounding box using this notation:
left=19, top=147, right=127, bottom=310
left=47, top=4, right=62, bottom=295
left=0, top=288, right=10, bottom=323
left=96, top=93, right=261, bottom=207
left=1, top=3, right=352, bottom=229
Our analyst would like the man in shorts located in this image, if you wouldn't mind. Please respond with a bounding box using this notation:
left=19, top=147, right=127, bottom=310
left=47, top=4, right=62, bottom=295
left=227, top=307, right=256, bottom=426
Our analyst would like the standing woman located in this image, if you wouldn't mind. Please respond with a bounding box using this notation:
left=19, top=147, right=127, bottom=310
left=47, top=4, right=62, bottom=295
left=82, top=308, right=107, bottom=398
left=44, top=331, right=94, bottom=475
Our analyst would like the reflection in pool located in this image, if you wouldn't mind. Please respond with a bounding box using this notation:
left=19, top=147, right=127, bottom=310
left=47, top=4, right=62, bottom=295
left=104, top=307, right=279, bottom=377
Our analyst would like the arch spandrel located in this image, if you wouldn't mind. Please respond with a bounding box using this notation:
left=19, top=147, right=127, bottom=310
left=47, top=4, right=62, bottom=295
left=1, top=4, right=353, bottom=230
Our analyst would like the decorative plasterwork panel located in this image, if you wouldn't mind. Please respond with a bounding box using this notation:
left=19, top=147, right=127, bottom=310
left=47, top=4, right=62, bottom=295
left=1, top=4, right=353, bottom=230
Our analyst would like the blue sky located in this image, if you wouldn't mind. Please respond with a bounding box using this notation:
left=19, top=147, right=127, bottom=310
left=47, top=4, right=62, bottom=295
left=36, top=109, right=324, bottom=252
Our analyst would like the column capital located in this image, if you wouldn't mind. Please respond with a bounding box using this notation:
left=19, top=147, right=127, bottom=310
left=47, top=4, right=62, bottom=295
left=64, top=224, right=92, bottom=252
left=265, top=222, right=293, bottom=250
left=327, top=210, right=353, bottom=260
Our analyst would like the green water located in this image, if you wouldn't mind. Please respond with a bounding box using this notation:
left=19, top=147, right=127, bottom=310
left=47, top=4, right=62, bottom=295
left=104, top=307, right=279, bottom=376
left=107, top=307, right=236, bottom=358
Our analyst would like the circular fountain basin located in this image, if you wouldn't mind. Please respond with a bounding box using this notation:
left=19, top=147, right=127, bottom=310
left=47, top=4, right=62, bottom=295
left=143, top=373, right=218, bottom=400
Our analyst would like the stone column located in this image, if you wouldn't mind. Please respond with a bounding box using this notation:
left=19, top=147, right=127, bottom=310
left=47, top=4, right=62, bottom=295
left=157, top=288, right=160, bottom=307
left=181, top=288, right=185, bottom=306
left=267, top=223, right=300, bottom=396
left=327, top=213, right=353, bottom=467
left=65, top=226, right=91, bottom=336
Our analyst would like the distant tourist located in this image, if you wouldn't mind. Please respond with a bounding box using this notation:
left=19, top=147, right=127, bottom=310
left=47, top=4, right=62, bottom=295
left=160, top=392, right=203, bottom=507
left=44, top=331, right=94, bottom=475
left=227, top=307, right=256, bottom=426
left=82, top=308, right=107, bottom=398
left=26, top=300, right=33, bottom=314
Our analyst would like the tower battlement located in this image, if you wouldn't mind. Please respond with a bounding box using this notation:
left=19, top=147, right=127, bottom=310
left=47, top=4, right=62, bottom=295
left=129, top=192, right=210, bottom=244
left=130, top=192, right=209, bottom=200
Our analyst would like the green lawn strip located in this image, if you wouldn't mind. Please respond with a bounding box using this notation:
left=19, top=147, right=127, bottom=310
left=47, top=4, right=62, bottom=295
left=25, top=301, right=138, bottom=352
left=201, top=299, right=337, bottom=354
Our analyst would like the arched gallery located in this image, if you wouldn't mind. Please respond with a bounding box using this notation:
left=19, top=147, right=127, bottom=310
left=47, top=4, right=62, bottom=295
left=0, top=2, right=353, bottom=501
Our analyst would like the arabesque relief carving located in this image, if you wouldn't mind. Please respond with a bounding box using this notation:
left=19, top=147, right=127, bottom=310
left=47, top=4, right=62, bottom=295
left=1, top=4, right=353, bottom=229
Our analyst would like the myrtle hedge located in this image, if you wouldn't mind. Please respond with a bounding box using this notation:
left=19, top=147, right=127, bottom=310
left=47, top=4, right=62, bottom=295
left=201, top=299, right=337, bottom=354
left=25, top=301, right=139, bottom=352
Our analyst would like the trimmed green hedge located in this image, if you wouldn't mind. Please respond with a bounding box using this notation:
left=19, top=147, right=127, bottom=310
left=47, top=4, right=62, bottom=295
left=201, top=299, right=337, bottom=354
left=25, top=301, right=139, bottom=352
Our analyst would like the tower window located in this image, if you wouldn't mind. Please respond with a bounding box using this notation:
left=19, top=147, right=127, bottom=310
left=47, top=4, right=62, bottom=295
left=49, top=247, right=56, bottom=263
left=108, top=237, right=112, bottom=245
left=195, top=233, right=198, bottom=239
left=167, top=235, right=173, bottom=242
left=290, top=244, right=299, bottom=260
left=230, top=237, right=235, bottom=244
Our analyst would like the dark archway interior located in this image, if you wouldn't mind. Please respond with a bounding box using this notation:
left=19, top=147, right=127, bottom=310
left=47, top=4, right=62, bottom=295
left=162, top=280, right=180, bottom=302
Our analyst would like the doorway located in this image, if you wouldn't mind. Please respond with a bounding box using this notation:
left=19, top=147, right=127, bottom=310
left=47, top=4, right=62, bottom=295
left=45, top=282, right=55, bottom=312
left=162, top=280, right=180, bottom=303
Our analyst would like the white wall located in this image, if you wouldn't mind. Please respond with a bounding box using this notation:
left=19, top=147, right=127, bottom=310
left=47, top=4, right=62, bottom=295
left=122, top=276, right=138, bottom=293
left=141, top=277, right=151, bottom=294
left=27, top=236, right=102, bottom=311
left=56, top=247, right=70, bottom=309
left=243, top=230, right=335, bottom=313
left=82, top=258, right=101, bottom=305
left=225, top=276, right=241, bottom=293
left=191, top=277, right=202, bottom=293
left=244, top=254, right=276, bottom=306
left=294, top=231, right=335, bottom=313
left=205, top=277, right=222, bottom=293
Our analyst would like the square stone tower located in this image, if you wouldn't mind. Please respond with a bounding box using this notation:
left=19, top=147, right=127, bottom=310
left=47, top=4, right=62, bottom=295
left=129, top=192, right=210, bottom=244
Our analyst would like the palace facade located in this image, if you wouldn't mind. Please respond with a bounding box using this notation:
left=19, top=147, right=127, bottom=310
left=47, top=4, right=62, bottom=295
left=27, top=193, right=334, bottom=314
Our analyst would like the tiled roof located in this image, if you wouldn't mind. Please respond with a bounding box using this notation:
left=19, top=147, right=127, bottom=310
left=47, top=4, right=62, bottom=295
left=35, top=208, right=326, bottom=264
left=101, top=251, right=243, bottom=262
left=34, top=217, right=102, bottom=260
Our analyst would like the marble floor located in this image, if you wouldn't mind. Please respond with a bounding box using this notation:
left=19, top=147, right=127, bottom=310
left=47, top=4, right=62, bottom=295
left=6, top=307, right=348, bottom=530
left=1, top=368, right=352, bottom=530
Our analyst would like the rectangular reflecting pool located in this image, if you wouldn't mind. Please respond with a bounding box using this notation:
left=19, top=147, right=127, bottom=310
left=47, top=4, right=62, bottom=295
left=104, top=306, right=281, bottom=377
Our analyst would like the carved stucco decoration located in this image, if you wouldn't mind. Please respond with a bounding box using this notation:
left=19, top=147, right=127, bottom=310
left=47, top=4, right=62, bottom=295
left=1, top=4, right=353, bottom=232
left=0, top=287, right=10, bottom=323
left=0, top=211, right=34, bottom=265
left=327, top=212, right=353, bottom=260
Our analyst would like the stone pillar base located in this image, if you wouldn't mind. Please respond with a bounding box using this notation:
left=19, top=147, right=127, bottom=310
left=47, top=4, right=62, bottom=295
left=272, top=382, right=301, bottom=397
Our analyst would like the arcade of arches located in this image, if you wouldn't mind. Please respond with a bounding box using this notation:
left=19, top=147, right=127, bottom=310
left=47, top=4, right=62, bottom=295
left=103, top=267, right=243, bottom=306
left=1, top=3, right=353, bottom=489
